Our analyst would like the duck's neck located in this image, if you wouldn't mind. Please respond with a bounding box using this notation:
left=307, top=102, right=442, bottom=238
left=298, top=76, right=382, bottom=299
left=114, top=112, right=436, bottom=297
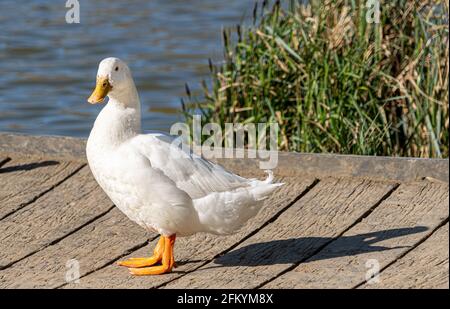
left=89, top=83, right=142, bottom=148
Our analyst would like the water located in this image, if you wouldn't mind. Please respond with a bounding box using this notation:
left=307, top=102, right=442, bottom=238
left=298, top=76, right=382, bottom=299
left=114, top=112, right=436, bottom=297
left=0, top=0, right=255, bottom=137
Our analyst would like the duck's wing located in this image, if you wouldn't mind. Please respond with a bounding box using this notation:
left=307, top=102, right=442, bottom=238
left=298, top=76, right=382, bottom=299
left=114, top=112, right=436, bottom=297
left=130, top=133, right=251, bottom=199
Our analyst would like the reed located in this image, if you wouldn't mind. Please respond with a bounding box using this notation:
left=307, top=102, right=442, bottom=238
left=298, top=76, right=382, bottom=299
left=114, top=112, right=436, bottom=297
left=183, top=0, right=449, bottom=158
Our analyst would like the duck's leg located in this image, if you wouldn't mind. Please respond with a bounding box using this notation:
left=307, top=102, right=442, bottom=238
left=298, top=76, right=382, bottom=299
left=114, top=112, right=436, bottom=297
left=117, top=236, right=165, bottom=268
left=128, top=235, right=176, bottom=275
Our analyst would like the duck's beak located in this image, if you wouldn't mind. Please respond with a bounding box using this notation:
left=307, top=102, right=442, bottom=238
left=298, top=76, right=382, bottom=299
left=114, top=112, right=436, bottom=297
left=88, top=76, right=111, bottom=104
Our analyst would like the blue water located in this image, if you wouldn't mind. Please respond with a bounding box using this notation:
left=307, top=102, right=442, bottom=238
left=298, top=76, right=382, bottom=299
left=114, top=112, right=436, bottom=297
left=0, top=0, right=255, bottom=137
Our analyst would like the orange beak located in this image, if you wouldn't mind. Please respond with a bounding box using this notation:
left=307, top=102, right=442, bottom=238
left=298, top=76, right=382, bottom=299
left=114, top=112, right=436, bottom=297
left=88, top=76, right=111, bottom=104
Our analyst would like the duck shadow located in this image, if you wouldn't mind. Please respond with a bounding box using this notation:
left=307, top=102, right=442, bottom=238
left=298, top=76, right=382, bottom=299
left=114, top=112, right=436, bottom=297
left=0, top=160, right=58, bottom=174
left=212, top=226, right=428, bottom=267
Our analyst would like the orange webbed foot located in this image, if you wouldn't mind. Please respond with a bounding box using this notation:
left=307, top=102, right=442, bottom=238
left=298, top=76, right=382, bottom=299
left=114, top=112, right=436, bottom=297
left=118, top=235, right=176, bottom=276
left=117, top=236, right=165, bottom=268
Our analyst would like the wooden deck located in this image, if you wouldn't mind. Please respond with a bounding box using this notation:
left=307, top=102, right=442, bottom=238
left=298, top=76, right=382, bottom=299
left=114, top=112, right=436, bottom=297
left=0, top=133, right=448, bottom=289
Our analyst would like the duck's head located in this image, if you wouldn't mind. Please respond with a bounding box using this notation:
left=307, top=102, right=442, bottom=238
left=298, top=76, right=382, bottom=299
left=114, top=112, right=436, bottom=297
left=88, top=57, right=134, bottom=104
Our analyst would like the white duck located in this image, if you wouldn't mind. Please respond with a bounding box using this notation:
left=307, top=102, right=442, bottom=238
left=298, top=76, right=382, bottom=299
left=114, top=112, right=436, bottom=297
left=86, top=57, right=282, bottom=275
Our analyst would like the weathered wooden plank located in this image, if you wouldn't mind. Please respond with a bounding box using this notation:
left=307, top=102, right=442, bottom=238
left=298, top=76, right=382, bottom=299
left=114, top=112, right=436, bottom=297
left=360, top=223, right=449, bottom=289
left=161, top=178, right=396, bottom=289
left=0, top=157, right=84, bottom=219
left=63, top=176, right=317, bottom=288
left=0, top=166, right=113, bottom=268
left=1, top=133, right=448, bottom=183
left=264, top=181, right=449, bottom=289
left=0, top=208, right=149, bottom=288
left=0, top=133, right=86, bottom=163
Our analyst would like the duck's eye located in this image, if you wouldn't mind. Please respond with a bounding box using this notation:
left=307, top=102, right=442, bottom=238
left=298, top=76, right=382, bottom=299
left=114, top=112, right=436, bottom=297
left=115, top=66, right=119, bottom=71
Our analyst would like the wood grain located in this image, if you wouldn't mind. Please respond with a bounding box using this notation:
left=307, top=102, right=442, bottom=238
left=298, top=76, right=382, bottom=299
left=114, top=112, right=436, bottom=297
left=162, top=178, right=396, bottom=289
left=0, top=208, right=149, bottom=288
left=2, top=133, right=448, bottom=183
left=0, top=157, right=83, bottom=219
left=0, top=166, right=112, bottom=268
left=263, top=181, right=449, bottom=289
left=0, top=133, right=447, bottom=289
left=360, top=223, right=449, bottom=289
left=63, top=176, right=316, bottom=288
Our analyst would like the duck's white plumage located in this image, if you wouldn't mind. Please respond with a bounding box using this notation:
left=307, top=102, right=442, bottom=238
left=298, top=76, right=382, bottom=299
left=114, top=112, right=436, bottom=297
left=86, top=57, right=282, bottom=238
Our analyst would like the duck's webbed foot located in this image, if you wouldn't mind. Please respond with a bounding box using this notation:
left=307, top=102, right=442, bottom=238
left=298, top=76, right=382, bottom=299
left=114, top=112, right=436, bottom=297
left=117, top=236, right=165, bottom=268
left=118, top=235, right=176, bottom=275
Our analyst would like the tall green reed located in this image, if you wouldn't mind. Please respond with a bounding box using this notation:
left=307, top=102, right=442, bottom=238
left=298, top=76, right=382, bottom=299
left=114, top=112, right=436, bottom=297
left=183, top=0, right=449, bottom=158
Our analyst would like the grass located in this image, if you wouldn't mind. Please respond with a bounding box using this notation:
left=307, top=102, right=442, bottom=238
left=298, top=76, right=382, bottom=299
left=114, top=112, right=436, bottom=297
left=182, top=0, right=449, bottom=158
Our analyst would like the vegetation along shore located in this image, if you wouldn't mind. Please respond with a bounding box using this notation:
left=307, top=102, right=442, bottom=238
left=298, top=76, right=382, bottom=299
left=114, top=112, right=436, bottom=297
left=183, top=0, right=449, bottom=158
